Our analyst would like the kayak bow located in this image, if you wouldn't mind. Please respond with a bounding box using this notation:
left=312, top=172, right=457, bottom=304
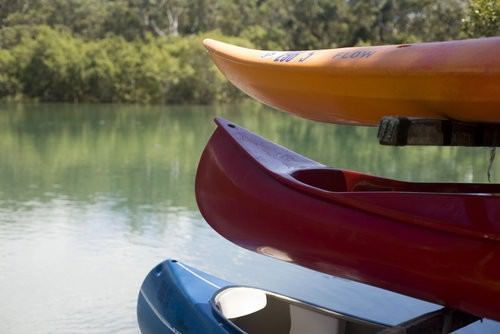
left=204, top=38, right=500, bottom=125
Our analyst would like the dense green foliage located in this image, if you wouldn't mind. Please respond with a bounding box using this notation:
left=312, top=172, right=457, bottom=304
left=0, top=0, right=498, bottom=104
left=0, top=26, right=250, bottom=103
left=463, top=0, right=500, bottom=37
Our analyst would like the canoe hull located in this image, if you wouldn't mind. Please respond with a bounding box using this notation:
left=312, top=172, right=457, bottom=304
left=137, top=260, right=236, bottom=334
left=204, top=38, right=500, bottom=125
left=137, top=260, right=394, bottom=333
left=195, top=118, right=500, bottom=320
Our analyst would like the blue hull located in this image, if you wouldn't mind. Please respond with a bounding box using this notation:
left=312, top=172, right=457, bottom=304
left=137, top=260, right=484, bottom=334
left=137, top=259, right=239, bottom=334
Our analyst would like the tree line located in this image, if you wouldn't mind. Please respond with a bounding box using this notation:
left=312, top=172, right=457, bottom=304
left=0, top=0, right=498, bottom=104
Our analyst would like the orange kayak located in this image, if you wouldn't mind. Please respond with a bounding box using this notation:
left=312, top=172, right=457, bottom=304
left=204, top=38, right=500, bottom=126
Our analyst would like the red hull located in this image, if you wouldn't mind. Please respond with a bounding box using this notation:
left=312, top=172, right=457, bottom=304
left=196, top=118, right=500, bottom=321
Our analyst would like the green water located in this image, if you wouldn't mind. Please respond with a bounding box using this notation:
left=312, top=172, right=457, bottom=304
left=0, top=102, right=497, bottom=333
left=1, top=102, right=497, bottom=208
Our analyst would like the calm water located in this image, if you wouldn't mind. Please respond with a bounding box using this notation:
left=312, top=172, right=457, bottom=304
left=0, top=102, right=498, bottom=333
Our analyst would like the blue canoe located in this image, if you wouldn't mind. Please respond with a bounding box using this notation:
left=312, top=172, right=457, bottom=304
left=137, top=260, right=480, bottom=334
left=137, top=259, right=391, bottom=334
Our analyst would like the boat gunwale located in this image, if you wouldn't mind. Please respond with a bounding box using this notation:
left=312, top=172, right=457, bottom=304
left=209, top=285, right=390, bottom=332
left=203, top=38, right=500, bottom=74
left=212, top=117, right=500, bottom=242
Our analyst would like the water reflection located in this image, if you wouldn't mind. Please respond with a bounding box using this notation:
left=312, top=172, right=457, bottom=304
left=0, top=102, right=498, bottom=333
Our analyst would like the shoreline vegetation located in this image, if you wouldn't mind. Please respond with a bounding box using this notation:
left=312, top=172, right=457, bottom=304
left=0, top=0, right=498, bottom=105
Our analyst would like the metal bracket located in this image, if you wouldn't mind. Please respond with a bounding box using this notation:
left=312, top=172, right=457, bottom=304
left=378, top=307, right=481, bottom=334
left=378, top=117, right=500, bottom=147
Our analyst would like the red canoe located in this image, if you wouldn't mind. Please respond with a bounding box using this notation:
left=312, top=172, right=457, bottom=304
left=195, top=117, right=500, bottom=321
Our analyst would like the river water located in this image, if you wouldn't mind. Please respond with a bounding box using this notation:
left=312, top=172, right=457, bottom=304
left=0, top=102, right=498, bottom=333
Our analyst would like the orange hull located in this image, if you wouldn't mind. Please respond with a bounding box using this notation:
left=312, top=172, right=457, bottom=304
left=204, top=38, right=500, bottom=126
